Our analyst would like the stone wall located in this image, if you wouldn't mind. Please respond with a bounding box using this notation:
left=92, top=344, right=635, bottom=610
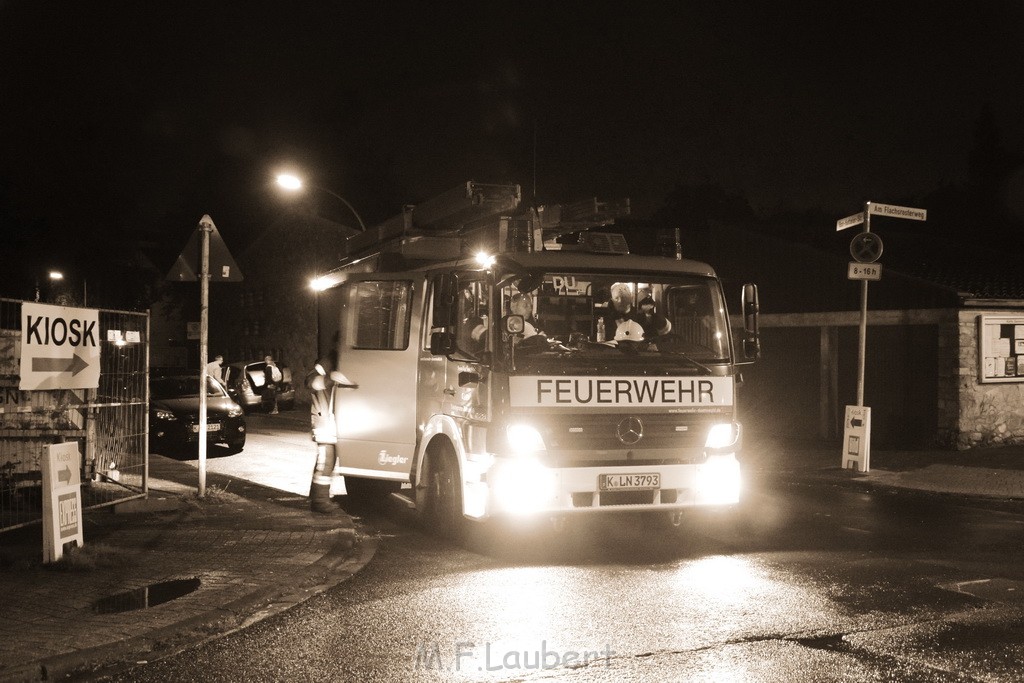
left=956, top=309, right=1024, bottom=449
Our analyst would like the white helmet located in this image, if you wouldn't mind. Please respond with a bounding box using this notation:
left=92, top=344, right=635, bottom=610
left=614, top=320, right=645, bottom=342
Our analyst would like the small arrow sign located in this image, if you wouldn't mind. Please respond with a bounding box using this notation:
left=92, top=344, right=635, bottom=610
left=58, top=465, right=73, bottom=484
left=32, top=352, right=90, bottom=376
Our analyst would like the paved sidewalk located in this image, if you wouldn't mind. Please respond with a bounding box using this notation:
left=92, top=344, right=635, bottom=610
left=0, top=454, right=372, bottom=683
left=746, top=437, right=1024, bottom=501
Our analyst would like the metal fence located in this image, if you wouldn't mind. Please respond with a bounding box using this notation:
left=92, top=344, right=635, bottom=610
left=0, top=298, right=149, bottom=532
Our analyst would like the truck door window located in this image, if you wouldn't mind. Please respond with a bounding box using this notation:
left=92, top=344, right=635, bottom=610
left=455, top=279, right=489, bottom=359
left=349, top=281, right=413, bottom=350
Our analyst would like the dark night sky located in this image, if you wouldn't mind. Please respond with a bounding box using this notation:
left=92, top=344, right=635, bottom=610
left=2, top=1, right=1024, bottom=302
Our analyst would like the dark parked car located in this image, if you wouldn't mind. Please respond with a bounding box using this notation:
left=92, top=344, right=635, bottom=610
left=149, top=375, right=247, bottom=455
left=222, top=360, right=295, bottom=412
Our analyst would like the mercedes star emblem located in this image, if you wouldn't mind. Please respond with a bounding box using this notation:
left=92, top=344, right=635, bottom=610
left=615, top=416, right=644, bottom=445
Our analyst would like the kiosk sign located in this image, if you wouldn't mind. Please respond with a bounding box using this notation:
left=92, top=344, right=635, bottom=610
left=42, top=442, right=84, bottom=562
left=19, top=302, right=101, bottom=390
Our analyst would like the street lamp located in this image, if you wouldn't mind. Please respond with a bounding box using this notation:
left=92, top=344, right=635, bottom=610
left=43, top=270, right=87, bottom=306
left=275, top=173, right=367, bottom=232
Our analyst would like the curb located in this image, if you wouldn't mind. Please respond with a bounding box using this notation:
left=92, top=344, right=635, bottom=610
left=767, top=466, right=1024, bottom=504
left=5, top=533, right=378, bottom=683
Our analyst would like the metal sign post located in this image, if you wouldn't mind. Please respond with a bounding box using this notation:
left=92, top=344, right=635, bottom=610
left=837, top=200, right=926, bottom=472
left=198, top=217, right=211, bottom=497
left=167, top=214, right=242, bottom=498
left=855, top=202, right=873, bottom=408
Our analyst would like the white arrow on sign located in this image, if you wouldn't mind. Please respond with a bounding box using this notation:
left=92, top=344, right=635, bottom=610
left=868, top=203, right=927, bottom=221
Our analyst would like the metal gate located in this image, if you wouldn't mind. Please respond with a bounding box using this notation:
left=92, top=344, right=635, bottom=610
left=0, top=298, right=149, bottom=532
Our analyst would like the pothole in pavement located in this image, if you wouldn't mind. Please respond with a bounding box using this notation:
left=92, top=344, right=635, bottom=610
left=91, top=577, right=201, bottom=614
left=794, top=634, right=850, bottom=652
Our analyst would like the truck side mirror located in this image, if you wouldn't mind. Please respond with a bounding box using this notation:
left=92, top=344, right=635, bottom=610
left=503, top=314, right=525, bottom=335
left=741, top=283, right=760, bottom=360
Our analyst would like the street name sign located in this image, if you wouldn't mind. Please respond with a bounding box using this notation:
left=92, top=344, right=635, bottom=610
left=19, top=302, right=101, bottom=390
left=836, top=212, right=865, bottom=231
left=848, top=262, right=882, bottom=281
left=868, top=203, right=927, bottom=221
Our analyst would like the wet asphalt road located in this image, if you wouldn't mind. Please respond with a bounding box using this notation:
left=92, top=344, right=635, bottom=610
left=121, top=425, right=1024, bottom=682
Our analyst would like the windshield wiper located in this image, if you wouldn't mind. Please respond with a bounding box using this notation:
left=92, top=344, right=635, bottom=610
left=660, top=350, right=713, bottom=374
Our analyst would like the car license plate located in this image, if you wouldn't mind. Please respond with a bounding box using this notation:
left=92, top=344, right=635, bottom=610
left=599, top=473, right=660, bottom=491
left=191, top=423, right=221, bottom=433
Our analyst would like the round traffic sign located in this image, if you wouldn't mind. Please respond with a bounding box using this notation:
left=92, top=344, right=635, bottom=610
left=850, top=232, right=883, bottom=263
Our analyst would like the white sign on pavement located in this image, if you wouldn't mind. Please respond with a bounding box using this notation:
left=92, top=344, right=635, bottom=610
left=842, top=405, right=871, bottom=473
left=19, top=302, right=101, bottom=390
left=42, top=442, right=84, bottom=563
left=868, top=203, right=927, bottom=221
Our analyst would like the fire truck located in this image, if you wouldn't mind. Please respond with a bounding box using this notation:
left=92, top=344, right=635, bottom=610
left=311, top=182, right=760, bottom=534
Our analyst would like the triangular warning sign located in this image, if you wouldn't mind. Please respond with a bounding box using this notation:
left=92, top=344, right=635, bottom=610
left=166, top=215, right=244, bottom=282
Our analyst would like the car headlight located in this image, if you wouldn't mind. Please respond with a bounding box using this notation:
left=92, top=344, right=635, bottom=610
left=506, top=423, right=546, bottom=455
left=227, top=405, right=244, bottom=418
left=153, top=409, right=177, bottom=421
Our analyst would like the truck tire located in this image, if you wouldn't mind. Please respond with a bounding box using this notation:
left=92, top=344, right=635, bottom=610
left=421, top=448, right=464, bottom=539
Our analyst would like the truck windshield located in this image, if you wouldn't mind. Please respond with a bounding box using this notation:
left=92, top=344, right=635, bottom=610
left=499, top=273, right=731, bottom=373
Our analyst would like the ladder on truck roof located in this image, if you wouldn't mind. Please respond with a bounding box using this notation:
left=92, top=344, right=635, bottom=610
left=334, top=181, right=630, bottom=271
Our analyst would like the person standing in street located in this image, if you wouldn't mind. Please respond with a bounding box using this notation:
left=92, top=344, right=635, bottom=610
left=206, top=354, right=225, bottom=381
left=262, top=355, right=282, bottom=414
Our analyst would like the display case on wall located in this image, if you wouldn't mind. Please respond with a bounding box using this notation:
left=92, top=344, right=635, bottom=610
left=978, top=315, right=1024, bottom=383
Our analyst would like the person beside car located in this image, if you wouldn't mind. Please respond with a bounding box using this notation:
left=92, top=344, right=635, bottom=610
left=262, top=355, right=283, bottom=414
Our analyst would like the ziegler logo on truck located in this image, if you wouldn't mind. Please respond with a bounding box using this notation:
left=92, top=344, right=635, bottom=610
left=510, top=376, right=733, bottom=409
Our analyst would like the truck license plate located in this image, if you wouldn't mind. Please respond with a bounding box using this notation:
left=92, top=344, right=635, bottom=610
left=191, top=423, right=221, bottom=433
left=599, top=473, right=660, bottom=491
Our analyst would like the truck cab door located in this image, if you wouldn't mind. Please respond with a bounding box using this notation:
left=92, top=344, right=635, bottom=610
left=333, top=275, right=421, bottom=479
left=427, top=272, right=491, bottom=423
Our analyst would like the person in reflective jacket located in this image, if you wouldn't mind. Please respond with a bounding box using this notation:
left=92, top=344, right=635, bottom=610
left=306, top=339, right=357, bottom=513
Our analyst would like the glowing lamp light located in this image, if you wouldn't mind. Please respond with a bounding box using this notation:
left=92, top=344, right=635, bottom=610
left=705, top=423, right=739, bottom=450
left=697, top=454, right=741, bottom=505
left=310, top=276, right=331, bottom=292
left=276, top=173, right=303, bottom=191
left=475, top=251, right=496, bottom=269
left=491, top=457, right=555, bottom=514
left=506, top=423, right=546, bottom=454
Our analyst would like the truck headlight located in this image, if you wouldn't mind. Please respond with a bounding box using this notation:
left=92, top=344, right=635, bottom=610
left=154, top=409, right=177, bottom=422
left=506, top=424, right=546, bottom=455
left=697, top=453, right=741, bottom=505
left=705, top=422, right=740, bottom=451
left=492, top=457, right=554, bottom=514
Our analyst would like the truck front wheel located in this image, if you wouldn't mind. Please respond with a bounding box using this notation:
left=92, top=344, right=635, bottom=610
left=420, top=449, right=463, bottom=539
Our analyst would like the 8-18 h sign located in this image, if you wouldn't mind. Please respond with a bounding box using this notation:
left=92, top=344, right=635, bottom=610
left=19, top=302, right=101, bottom=390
